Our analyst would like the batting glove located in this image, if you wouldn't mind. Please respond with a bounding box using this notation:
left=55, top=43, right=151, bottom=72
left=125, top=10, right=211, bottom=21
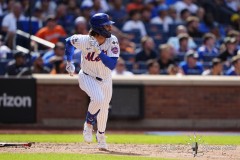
left=66, top=61, right=75, bottom=76
left=90, top=36, right=101, bottom=54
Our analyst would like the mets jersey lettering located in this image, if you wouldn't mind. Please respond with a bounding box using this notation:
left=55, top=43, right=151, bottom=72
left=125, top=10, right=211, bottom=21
left=70, top=34, right=120, bottom=79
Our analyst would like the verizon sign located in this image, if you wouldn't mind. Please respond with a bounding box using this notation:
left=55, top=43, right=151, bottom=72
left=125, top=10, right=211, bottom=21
left=0, top=93, right=32, bottom=108
left=0, top=78, right=36, bottom=123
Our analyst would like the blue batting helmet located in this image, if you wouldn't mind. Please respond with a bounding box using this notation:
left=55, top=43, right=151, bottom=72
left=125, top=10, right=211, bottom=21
left=90, top=13, right=114, bottom=38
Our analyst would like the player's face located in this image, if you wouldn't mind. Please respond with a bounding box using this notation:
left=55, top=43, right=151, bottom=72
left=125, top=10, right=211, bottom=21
left=104, top=25, right=112, bottom=32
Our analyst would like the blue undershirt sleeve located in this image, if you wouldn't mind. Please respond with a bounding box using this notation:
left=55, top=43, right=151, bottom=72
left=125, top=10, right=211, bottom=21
left=98, top=51, right=118, bottom=70
left=65, top=37, right=75, bottom=61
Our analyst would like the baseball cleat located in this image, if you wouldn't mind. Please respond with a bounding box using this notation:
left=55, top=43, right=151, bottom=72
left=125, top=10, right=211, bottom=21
left=96, top=132, right=108, bottom=151
left=83, top=122, right=93, bottom=143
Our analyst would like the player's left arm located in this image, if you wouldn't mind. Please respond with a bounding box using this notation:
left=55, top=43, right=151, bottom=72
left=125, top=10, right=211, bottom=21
left=98, top=36, right=120, bottom=70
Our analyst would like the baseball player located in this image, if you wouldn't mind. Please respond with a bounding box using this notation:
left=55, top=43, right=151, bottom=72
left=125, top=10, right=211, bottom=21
left=65, top=13, right=120, bottom=151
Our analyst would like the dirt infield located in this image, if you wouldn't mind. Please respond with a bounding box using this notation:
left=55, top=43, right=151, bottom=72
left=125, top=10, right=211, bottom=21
left=0, top=143, right=239, bottom=160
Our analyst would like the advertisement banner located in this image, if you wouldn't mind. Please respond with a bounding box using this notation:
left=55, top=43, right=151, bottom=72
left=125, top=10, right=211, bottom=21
left=0, top=78, right=36, bottom=123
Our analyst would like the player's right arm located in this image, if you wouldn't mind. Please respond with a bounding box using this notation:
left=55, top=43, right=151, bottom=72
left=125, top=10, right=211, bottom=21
left=65, top=35, right=81, bottom=76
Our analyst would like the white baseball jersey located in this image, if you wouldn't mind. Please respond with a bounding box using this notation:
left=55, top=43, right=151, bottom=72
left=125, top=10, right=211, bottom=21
left=70, top=34, right=120, bottom=79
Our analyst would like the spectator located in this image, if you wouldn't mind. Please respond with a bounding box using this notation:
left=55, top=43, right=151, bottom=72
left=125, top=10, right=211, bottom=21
left=6, top=51, right=31, bottom=76
left=55, top=3, right=75, bottom=34
left=226, top=54, right=240, bottom=76
left=80, top=0, right=93, bottom=22
left=141, top=7, right=152, bottom=24
left=112, top=58, right=133, bottom=76
left=196, top=7, right=219, bottom=36
left=174, top=0, right=198, bottom=16
left=196, top=7, right=209, bottom=33
left=202, top=58, right=223, bottom=75
left=66, top=0, right=81, bottom=17
left=135, top=36, right=157, bottom=62
left=0, top=35, right=11, bottom=59
left=178, top=8, right=191, bottom=24
left=74, top=16, right=88, bottom=35
left=35, top=15, right=67, bottom=44
left=118, top=36, right=136, bottom=54
left=32, top=56, right=50, bottom=73
left=179, top=50, right=204, bottom=75
left=0, top=0, right=7, bottom=16
left=230, top=14, right=240, bottom=31
left=145, top=59, right=160, bottom=75
left=150, top=5, right=173, bottom=32
left=186, top=16, right=204, bottom=38
left=168, top=5, right=181, bottom=24
left=110, top=25, right=136, bottom=55
left=157, top=44, right=175, bottom=71
left=122, top=10, right=147, bottom=37
left=218, top=37, right=238, bottom=62
left=227, top=30, right=240, bottom=49
left=167, top=25, right=197, bottom=51
left=42, top=42, right=66, bottom=70
left=1, top=2, right=26, bottom=48
left=107, top=0, right=127, bottom=28
left=167, top=64, right=183, bottom=75
left=225, top=0, right=239, bottom=12
left=21, top=0, right=30, bottom=16
left=32, top=8, right=44, bottom=28
left=150, top=0, right=167, bottom=18
left=197, top=33, right=219, bottom=60
left=91, top=0, right=106, bottom=15
left=5, top=0, right=14, bottom=14
left=177, top=33, right=190, bottom=54
left=100, top=0, right=110, bottom=12
left=50, top=60, right=68, bottom=74
left=35, top=0, right=57, bottom=20
left=126, top=0, right=144, bottom=13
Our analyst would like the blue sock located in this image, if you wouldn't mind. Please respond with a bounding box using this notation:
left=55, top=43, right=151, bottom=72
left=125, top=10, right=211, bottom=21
left=86, top=109, right=100, bottom=125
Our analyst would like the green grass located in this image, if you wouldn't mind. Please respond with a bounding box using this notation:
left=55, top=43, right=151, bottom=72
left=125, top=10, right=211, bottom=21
left=0, top=153, right=171, bottom=160
left=0, top=134, right=240, bottom=145
left=0, top=134, right=239, bottom=160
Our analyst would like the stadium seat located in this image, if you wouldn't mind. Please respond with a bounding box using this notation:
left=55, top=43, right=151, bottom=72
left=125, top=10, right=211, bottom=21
left=16, top=35, right=29, bottom=49
left=145, top=23, right=164, bottom=35
left=114, top=22, right=124, bottom=30
left=59, top=36, right=67, bottom=43
left=125, top=61, right=133, bottom=71
left=203, top=62, right=212, bottom=69
left=137, top=61, right=147, bottom=70
left=132, top=69, right=147, bottom=74
left=17, top=20, right=40, bottom=35
left=160, top=69, right=168, bottom=75
left=122, top=29, right=141, bottom=44
left=175, top=53, right=185, bottom=62
left=145, top=24, right=168, bottom=45
left=193, top=38, right=203, bottom=46
left=168, top=24, right=179, bottom=37
left=120, top=52, right=137, bottom=61
left=166, top=0, right=180, bottom=5
left=0, top=59, right=10, bottom=75
left=6, top=52, right=13, bottom=59
left=202, top=54, right=218, bottom=62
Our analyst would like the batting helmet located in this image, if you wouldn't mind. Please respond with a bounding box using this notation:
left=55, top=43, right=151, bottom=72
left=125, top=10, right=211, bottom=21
left=90, top=13, right=114, bottom=38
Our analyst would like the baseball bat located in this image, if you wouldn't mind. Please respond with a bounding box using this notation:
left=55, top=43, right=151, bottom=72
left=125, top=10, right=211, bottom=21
left=0, top=142, right=33, bottom=147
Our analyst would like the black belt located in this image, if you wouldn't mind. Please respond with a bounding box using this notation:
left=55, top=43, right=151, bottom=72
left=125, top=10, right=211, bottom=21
left=83, top=71, right=103, bottom=81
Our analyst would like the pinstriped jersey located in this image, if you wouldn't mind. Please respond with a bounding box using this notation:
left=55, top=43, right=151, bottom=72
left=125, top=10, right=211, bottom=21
left=70, top=34, right=120, bottom=79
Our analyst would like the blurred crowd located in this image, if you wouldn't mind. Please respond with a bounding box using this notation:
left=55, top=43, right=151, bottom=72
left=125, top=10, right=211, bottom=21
left=0, top=0, right=240, bottom=76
